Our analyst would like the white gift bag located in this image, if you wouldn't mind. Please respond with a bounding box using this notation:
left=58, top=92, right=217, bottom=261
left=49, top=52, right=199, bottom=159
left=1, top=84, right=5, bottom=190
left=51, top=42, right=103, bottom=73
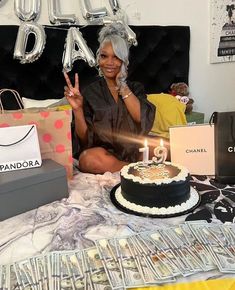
left=0, top=124, right=42, bottom=172
left=169, top=124, right=215, bottom=175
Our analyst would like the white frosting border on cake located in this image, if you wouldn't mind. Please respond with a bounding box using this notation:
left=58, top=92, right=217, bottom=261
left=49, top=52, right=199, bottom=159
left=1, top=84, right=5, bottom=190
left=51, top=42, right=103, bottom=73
left=121, top=161, right=189, bottom=185
left=115, top=186, right=200, bottom=216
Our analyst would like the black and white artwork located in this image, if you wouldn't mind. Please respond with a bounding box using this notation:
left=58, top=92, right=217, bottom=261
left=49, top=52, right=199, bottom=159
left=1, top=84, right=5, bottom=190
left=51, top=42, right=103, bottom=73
left=210, top=0, right=235, bottom=63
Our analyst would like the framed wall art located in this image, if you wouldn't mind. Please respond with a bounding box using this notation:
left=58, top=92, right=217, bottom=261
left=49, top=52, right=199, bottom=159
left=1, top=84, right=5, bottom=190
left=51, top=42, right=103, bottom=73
left=210, top=0, right=235, bottom=63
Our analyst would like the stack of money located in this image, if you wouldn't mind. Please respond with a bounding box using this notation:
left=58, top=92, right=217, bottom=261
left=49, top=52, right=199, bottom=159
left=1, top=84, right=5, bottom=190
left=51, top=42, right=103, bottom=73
left=1, top=221, right=235, bottom=289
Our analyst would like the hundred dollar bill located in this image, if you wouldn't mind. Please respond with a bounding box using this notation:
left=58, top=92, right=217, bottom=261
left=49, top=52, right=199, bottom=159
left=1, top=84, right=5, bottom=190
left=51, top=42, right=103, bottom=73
left=95, top=238, right=123, bottom=289
left=47, top=252, right=60, bottom=290
left=63, top=250, right=85, bottom=290
left=126, top=236, right=157, bottom=284
left=139, top=231, right=180, bottom=278
left=162, top=227, right=203, bottom=273
left=83, top=247, right=111, bottom=290
left=183, top=222, right=217, bottom=271
left=198, top=224, right=235, bottom=273
left=1, top=264, right=14, bottom=290
left=34, top=255, right=49, bottom=290
left=13, top=261, right=31, bottom=290
left=115, top=237, right=144, bottom=288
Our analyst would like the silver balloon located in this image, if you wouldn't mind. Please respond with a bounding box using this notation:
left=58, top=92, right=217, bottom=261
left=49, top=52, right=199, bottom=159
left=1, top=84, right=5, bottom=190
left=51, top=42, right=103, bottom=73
left=13, top=22, right=46, bottom=64
left=80, top=0, right=107, bottom=22
left=48, top=0, right=77, bottom=25
left=109, top=0, right=120, bottom=14
left=0, top=0, right=8, bottom=8
left=14, top=0, right=41, bottom=22
left=102, top=9, right=138, bottom=46
left=119, top=20, right=138, bottom=46
left=62, top=27, right=96, bottom=73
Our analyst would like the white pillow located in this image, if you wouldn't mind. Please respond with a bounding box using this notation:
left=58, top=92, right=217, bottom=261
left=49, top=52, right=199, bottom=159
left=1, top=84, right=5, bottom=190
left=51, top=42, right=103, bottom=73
left=22, top=97, right=60, bottom=108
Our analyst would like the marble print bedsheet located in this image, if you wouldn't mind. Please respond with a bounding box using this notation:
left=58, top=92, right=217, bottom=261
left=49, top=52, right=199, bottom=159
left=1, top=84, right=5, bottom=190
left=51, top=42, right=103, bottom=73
left=0, top=171, right=234, bottom=283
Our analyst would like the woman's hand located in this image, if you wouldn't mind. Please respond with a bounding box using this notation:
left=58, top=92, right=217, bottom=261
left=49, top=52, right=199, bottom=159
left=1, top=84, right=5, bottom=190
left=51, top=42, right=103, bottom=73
left=64, top=72, right=83, bottom=111
left=115, top=70, right=127, bottom=93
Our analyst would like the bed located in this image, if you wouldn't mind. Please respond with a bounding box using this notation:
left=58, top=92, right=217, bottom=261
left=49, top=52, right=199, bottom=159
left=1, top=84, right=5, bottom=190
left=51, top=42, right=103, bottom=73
left=0, top=25, right=235, bottom=290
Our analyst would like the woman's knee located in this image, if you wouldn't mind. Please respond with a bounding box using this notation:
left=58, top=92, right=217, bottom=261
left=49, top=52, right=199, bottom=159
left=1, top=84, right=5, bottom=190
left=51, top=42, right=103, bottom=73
left=79, top=148, right=107, bottom=173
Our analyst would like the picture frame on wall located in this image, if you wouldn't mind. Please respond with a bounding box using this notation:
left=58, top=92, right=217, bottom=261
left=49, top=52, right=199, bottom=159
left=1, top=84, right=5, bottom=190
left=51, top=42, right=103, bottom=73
left=210, top=0, right=235, bottom=63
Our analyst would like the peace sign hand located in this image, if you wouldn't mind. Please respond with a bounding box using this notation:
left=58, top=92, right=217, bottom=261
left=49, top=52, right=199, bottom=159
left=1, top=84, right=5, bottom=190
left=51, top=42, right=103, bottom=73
left=64, top=72, right=83, bottom=111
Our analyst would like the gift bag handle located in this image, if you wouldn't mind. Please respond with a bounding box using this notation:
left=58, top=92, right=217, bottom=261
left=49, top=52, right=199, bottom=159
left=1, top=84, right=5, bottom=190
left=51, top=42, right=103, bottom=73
left=0, top=125, right=34, bottom=147
left=209, top=111, right=235, bottom=142
left=230, top=115, right=235, bottom=142
left=0, top=89, right=24, bottom=112
left=209, top=111, right=216, bottom=125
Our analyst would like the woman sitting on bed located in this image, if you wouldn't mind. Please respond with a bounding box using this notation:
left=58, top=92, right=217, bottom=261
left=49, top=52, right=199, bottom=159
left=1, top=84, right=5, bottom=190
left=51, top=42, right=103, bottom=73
left=64, top=22, right=155, bottom=174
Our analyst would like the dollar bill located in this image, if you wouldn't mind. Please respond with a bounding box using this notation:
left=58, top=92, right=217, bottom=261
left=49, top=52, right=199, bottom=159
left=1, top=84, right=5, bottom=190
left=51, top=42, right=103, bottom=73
left=129, top=235, right=175, bottom=284
left=126, top=236, right=158, bottom=284
left=198, top=224, right=235, bottom=273
left=180, top=223, right=216, bottom=271
left=162, top=227, right=203, bottom=273
left=64, top=250, right=85, bottom=290
left=13, top=261, right=32, bottom=290
left=59, top=252, right=74, bottom=290
left=0, top=264, right=14, bottom=290
left=34, top=255, right=49, bottom=290
left=185, top=221, right=217, bottom=271
left=144, top=231, right=187, bottom=277
left=221, top=224, right=235, bottom=256
left=95, top=238, right=123, bottom=289
left=115, top=237, right=144, bottom=288
left=48, top=252, right=60, bottom=290
left=83, top=247, right=111, bottom=290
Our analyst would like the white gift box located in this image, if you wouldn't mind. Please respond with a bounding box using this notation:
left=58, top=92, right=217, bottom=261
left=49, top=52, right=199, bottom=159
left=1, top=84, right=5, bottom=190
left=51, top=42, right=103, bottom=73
left=169, top=124, right=215, bottom=175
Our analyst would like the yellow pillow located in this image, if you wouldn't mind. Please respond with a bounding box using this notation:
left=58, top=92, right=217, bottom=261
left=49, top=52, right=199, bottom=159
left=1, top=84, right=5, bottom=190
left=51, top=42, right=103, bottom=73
left=147, top=93, right=187, bottom=138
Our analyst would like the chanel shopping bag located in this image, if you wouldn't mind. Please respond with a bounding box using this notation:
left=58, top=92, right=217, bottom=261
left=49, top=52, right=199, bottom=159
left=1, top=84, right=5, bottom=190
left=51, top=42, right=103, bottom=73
left=0, top=124, right=42, bottom=172
left=169, top=124, right=215, bottom=175
left=210, top=111, right=235, bottom=184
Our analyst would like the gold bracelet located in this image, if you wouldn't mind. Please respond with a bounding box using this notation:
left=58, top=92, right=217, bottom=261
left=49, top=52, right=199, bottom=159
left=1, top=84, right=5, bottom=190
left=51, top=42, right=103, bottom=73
left=122, top=91, right=132, bottom=100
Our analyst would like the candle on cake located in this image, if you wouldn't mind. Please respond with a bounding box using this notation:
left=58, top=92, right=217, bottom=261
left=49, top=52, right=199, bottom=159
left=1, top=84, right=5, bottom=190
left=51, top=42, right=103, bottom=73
left=139, top=138, right=149, bottom=165
left=153, top=138, right=167, bottom=164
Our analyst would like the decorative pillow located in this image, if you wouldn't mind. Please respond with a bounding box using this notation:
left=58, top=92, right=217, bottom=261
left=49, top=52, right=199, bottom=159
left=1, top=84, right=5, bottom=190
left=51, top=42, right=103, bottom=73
left=22, top=97, right=60, bottom=108
left=147, top=93, right=187, bottom=139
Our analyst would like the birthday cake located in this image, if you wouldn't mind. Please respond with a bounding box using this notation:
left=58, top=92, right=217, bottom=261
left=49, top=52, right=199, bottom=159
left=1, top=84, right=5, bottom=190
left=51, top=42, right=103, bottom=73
left=114, top=161, right=200, bottom=217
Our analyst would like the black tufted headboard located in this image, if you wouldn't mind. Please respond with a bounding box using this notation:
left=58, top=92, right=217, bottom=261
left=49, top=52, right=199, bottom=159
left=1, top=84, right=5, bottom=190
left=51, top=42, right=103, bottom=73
left=0, top=25, right=190, bottom=109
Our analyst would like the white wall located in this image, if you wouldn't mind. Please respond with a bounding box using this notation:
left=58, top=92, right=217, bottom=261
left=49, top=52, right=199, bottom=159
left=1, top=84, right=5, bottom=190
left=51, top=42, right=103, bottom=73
left=0, top=0, right=235, bottom=121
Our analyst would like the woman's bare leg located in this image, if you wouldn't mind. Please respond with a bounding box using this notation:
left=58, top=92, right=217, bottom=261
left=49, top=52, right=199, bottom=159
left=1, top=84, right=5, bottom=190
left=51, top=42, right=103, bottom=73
left=79, top=147, right=128, bottom=174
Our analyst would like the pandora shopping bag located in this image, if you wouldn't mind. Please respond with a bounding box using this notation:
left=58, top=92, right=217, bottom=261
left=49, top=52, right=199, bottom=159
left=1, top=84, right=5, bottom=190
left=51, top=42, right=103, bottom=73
left=0, top=124, right=42, bottom=172
left=0, top=100, right=72, bottom=179
left=210, top=111, right=235, bottom=184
